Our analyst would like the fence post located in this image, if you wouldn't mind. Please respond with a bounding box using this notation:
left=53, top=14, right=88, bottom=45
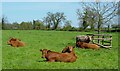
left=90, top=34, right=112, bottom=48
left=102, top=35, right=104, bottom=45
left=92, top=35, right=94, bottom=43
left=110, top=35, right=112, bottom=47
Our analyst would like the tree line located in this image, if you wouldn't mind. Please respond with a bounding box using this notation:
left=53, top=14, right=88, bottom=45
left=1, top=2, right=120, bottom=32
left=1, top=12, right=77, bottom=31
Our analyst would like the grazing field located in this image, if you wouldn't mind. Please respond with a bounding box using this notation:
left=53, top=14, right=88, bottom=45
left=2, top=30, right=118, bottom=69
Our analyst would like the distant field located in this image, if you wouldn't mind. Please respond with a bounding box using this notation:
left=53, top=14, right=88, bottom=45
left=2, top=30, right=118, bottom=69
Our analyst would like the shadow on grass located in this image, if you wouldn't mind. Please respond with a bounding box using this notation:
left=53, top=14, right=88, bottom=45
left=37, top=60, right=47, bottom=62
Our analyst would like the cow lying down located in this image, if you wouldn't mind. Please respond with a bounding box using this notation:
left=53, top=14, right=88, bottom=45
left=40, top=46, right=77, bottom=62
left=62, top=46, right=75, bottom=53
left=76, top=35, right=91, bottom=47
left=76, top=41, right=100, bottom=50
left=7, top=37, right=25, bottom=47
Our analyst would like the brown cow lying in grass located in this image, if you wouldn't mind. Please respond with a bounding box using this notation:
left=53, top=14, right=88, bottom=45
left=76, top=41, right=100, bottom=50
left=7, top=37, right=25, bottom=47
left=40, top=46, right=77, bottom=62
left=62, top=46, right=75, bottom=53
left=76, top=35, right=91, bottom=47
left=61, top=45, right=77, bottom=59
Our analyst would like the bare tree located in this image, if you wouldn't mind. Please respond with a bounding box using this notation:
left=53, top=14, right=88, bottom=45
left=43, top=16, right=52, bottom=29
left=2, top=16, right=8, bottom=30
left=77, top=1, right=118, bottom=33
left=77, top=7, right=97, bottom=30
left=43, top=12, right=66, bottom=30
left=33, top=20, right=45, bottom=30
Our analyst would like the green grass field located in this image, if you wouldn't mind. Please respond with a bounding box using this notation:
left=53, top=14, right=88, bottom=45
left=2, top=30, right=118, bottom=69
left=0, top=30, right=2, bottom=70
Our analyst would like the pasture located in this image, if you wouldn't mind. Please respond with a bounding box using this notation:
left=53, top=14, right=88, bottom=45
left=2, top=30, right=118, bottom=69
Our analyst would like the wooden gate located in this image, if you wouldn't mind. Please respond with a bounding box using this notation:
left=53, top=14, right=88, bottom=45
left=87, top=34, right=112, bottom=48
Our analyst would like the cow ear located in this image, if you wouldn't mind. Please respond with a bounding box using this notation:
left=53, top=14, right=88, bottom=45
left=40, top=49, right=42, bottom=51
left=17, top=38, right=21, bottom=41
left=9, top=37, right=14, bottom=40
left=13, top=39, right=17, bottom=41
left=48, top=50, right=51, bottom=52
left=73, top=46, right=75, bottom=48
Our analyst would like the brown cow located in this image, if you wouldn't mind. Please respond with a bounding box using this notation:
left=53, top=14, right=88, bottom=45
left=62, top=46, right=75, bottom=53
left=7, top=37, right=25, bottom=47
left=76, top=35, right=91, bottom=47
left=61, top=46, right=77, bottom=60
left=40, top=47, right=77, bottom=62
left=76, top=41, right=100, bottom=50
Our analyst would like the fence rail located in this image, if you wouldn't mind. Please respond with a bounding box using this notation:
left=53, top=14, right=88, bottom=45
left=87, top=34, right=112, bottom=48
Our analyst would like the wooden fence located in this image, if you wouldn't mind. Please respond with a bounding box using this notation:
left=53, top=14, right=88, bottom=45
left=87, top=34, right=112, bottom=48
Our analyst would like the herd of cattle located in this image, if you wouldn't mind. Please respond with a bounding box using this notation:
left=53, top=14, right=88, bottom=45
left=7, top=36, right=100, bottom=62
